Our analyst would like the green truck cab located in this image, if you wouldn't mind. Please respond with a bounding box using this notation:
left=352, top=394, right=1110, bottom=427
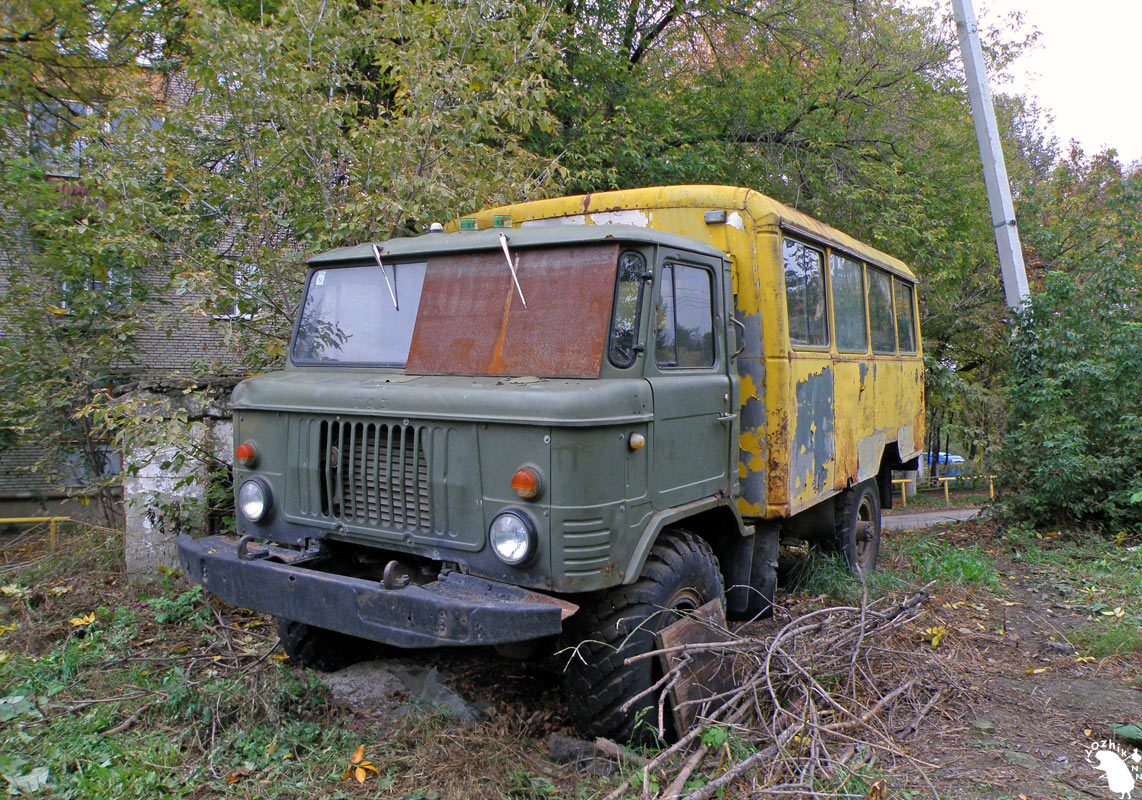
left=179, top=185, right=923, bottom=740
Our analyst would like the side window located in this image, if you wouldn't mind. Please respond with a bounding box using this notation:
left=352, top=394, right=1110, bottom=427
left=894, top=279, right=917, bottom=353
left=609, top=250, right=646, bottom=368
left=654, top=263, right=715, bottom=368
left=783, top=238, right=827, bottom=347
left=867, top=267, right=896, bottom=353
left=831, top=253, right=868, bottom=352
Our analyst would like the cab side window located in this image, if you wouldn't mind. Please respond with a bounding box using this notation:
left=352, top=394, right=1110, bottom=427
left=783, top=238, right=827, bottom=347
left=655, top=263, right=715, bottom=368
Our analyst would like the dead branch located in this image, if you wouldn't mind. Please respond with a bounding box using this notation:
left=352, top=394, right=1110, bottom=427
left=599, top=589, right=963, bottom=799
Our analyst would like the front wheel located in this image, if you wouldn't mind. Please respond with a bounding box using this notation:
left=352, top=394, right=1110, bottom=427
left=832, top=479, right=881, bottom=573
left=561, top=529, right=724, bottom=743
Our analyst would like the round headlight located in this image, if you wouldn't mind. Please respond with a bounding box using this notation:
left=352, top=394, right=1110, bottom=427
left=238, top=479, right=271, bottom=522
left=489, top=511, right=536, bottom=566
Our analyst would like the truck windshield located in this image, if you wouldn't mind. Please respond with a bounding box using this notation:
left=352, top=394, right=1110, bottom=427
left=292, top=263, right=427, bottom=365
left=291, top=243, right=621, bottom=377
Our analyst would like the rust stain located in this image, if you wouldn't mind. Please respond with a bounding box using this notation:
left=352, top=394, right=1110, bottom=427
left=486, top=279, right=515, bottom=373
left=581, top=192, right=592, bottom=213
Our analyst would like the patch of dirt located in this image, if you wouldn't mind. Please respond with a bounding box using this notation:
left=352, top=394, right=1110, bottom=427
left=880, top=523, right=1142, bottom=799
left=269, top=519, right=1142, bottom=799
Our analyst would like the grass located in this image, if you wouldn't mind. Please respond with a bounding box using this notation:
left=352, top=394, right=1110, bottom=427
left=0, top=524, right=604, bottom=800
left=1068, top=622, right=1142, bottom=659
left=1000, top=524, right=1142, bottom=659
left=787, top=531, right=1002, bottom=606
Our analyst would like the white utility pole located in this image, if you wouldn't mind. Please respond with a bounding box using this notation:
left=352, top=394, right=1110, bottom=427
left=951, top=0, right=1030, bottom=309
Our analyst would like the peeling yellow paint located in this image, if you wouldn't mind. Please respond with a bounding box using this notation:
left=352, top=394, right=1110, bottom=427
left=740, top=430, right=763, bottom=456
left=466, top=185, right=924, bottom=523
left=740, top=373, right=760, bottom=402
left=737, top=498, right=763, bottom=516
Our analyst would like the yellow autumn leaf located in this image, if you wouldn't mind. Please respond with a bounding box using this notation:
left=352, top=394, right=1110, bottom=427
left=921, top=626, right=946, bottom=647
left=0, top=652, right=9, bottom=664
left=350, top=745, right=365, bottom=764
left=1076, top=656, right=1096, bottom=663
left=1026, top=667, right=1050, bottom=675
left=68, top=613, right=96, bottom=627
left=354, top=767, right=366, bottom=784
left=48, top=586, right=72, bottom=596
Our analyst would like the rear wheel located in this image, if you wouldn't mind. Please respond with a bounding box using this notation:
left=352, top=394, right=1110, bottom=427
left=561, top=529, right=724, bottom=743
left=274, top=618, right=376, bottom=672
left=832, top=480, right=881, bottom=573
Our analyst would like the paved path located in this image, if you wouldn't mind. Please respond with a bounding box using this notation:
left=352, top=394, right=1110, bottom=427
left=882, top=507, right=984, bottom=531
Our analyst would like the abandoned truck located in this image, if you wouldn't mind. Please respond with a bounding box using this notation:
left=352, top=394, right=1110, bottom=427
left=179, top=185, right=924, bottom=740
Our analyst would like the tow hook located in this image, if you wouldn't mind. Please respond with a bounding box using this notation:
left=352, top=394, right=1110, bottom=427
left=236, top=535, right=270, bottom=562
left=382, top=560, right=411, bottom=590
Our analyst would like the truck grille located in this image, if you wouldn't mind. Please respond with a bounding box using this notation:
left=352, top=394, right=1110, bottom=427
left=317, top=420, right=430, bottom=532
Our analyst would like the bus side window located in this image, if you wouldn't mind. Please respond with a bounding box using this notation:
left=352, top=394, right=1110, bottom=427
left=831, top=253, right=868, bottom=352
left=894, top=279, right=917, bottom=353
left=783, top=238, right=827, bottom=347
left=867, top=267, right=896, bottom=353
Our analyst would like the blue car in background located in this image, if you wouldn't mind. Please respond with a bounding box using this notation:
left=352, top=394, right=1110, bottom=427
left=923, top=451, right=965, bottom=475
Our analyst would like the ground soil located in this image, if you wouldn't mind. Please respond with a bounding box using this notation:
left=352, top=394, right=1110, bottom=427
left=878, top=522, right=1142, bottom=800
left=331, top=519, right=1142, bottom=800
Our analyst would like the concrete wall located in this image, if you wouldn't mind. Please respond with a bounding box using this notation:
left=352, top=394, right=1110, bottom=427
left=122, top=392, right=233, bottom=574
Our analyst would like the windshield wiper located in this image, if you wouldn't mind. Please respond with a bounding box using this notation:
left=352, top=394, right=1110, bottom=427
left=371, top=244, right=399, bottom=311
left=498, top=233, right=528, bottom=309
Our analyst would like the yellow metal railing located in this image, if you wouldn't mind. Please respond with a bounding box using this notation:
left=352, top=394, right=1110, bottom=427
left=0, top=517, right=70, bottom=551
left=936, top=476, right=995, bottom=505
left=891, top=478, right=913, bottom=508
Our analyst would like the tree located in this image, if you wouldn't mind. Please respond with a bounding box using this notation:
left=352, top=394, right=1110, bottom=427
left=1, top=0, right=559, bottom=525
left=999, top=150, right=1142, bottom=530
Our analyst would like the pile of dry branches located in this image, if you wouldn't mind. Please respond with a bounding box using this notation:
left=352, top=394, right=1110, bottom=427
left=605, top=588, right=959, bottom=800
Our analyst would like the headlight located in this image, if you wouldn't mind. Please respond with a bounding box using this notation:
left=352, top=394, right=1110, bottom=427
left=238, top=479, right=271, bottom=522
left=489, top=511, right=537, bottom=566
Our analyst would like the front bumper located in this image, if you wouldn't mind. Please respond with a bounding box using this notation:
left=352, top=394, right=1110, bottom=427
left=177, top=535, right=576, bottom=648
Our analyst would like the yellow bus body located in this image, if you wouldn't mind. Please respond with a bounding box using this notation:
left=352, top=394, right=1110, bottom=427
left=456, top=185, right=924, bottom=521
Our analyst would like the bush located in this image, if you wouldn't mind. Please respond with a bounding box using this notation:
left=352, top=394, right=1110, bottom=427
left=1000, top=260, right=1142, bottom=531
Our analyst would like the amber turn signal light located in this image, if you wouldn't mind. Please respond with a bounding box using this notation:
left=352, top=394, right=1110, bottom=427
left=510, top=468, right=541, bottom=499
left=235, top=442, right=258, bottom=468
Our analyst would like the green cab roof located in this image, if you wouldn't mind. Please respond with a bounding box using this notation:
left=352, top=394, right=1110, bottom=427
left=306, top=224, right=725, bottom=267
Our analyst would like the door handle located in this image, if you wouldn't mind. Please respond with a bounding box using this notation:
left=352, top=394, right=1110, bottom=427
left=717, top=412, right=737, bottom=422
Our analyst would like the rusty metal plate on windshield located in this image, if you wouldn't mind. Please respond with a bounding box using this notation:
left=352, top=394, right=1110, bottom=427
left=406, top=243, right=619, bottom=378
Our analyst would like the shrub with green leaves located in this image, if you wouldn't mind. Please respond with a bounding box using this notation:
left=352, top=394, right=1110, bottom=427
left=1000, top=259, right=1142, bottom=530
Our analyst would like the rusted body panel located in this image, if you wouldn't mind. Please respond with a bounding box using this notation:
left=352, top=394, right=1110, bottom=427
left=407, top=244, right=618, bottom=377
left=464, top=185, right=924, bottom=523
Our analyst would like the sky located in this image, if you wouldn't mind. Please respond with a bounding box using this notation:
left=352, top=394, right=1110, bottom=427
left=976, top=0, right=1142, bottom=165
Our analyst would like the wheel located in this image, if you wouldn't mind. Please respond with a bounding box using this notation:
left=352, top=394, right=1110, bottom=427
left=274, top=618, right=375, bottom=672
left=832, top=479, right=881, bottom=573
left=739, top=527, right=778, bottom=620
left=561, top=529, right=724, bottom=743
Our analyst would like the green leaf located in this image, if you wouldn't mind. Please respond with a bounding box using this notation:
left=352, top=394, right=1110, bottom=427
left=700, top=726, right=728, bottom=748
